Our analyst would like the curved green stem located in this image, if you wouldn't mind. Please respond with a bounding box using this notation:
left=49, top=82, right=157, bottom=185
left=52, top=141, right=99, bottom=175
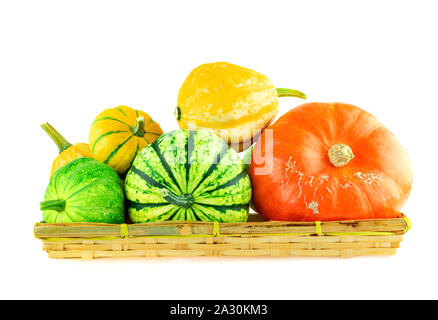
left=131, top=116, right=145, bottom=137
left=41, top=122, right=73, bottom=153
left=40, top=199, right=66, bottom=212
left=276, top=88, right=307, bottom=99
left=160, top=189, right=194, bottom=209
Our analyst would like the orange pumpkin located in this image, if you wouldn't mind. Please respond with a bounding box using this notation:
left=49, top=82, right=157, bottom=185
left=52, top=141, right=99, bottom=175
left=249, top=102, right=412, bottom=221
left=41, top=122, right=93, bottom=177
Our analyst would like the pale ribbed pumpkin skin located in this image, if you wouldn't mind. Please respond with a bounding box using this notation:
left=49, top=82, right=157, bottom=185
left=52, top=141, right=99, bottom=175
left=89, top=105, right=163, bottom=175
left=176, top=62, right=279, bottom=151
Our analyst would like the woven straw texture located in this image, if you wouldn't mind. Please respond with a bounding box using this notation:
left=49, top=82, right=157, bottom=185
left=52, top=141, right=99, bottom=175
left=34, top=214, right=410, bottom=260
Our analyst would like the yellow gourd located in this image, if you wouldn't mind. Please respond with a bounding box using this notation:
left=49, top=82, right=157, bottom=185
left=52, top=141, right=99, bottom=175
left=41, top=122, right=93, bottom=177
left=89, top=105, right=163, bottom=175
left=176, top=62, right=306, bottom=151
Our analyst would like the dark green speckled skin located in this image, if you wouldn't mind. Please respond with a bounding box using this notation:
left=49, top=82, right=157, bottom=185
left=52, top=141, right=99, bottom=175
left=42, top=157, right=125, bottom=223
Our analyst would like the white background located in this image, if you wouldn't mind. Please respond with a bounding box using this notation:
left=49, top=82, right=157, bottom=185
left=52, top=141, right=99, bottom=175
left=1, top=0, right=437, bottom=300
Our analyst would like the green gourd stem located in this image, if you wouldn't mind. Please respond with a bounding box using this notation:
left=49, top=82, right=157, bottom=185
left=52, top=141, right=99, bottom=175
left=160, top=189, right=194, bottom=209
left=40, top=199, right=66, bottom=212
left=276, top=88, right=307, bottom=99
left=41, top=122, right=73, bottom=153
left=131, top=116, right=146, bottom=137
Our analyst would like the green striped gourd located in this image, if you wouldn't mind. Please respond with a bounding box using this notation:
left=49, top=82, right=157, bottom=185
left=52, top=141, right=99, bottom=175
left=124, top=129, right=252, bottom=223
left=40, top=157, right=125, bottom=223
left=89, top=105, right=163, bottom=175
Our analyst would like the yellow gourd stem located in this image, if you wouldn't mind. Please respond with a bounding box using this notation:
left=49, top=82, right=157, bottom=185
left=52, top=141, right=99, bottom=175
left=41, top=122, right=73, bottom=153
left=131, top=116, right=146, bottom=137
left=276, top=88, right=307, bottom=99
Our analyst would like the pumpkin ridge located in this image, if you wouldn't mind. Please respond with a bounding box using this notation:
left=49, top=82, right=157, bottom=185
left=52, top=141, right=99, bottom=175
left=181, top=208, right=190, bottom=221
left=132, top=160, right=181, bottom=194
left=191, top=142, right=229, bottom=194
left=140, top=113, right=160, bottom=133
left=355, top=166, right=406, bottom=207
left=369, top=167, right=400, bottom=188
left=334, top=104, right=382, bottom=143
left=188, top=207, right=203, bottom=221
left=103, top=134, right=133, bottom=164
left=186, top=130, right=196, bottom=193
left=132, top=142, right=140, bottom=163
left=62, top=208, right=76, bottom=222
left=167, top=208, right=182, bottom=220
left=65, top=179, right=100, bottom=201
left=151, top=142, right=183, bottom=194
left=187, top=208, right=205, bottom=221
left=195, top=191, right=248, bottom=201
left=130, top=166, right=168, bottom=190
left=197, top=168, right=247, bottom=196
left=194, top=202, right=249, bottom=212
left=60, top=158, right=95, bottom=193
left=65, top=204, right=124, bottom=215
left=67, top=176, right=122, bottom=200
left=92, top=116, right=131, bottom=128
left=115, top=107, right=128, bottom=118
left=91, top=130, right=129, bottom=153
left=190, top=204, right=217, bottom=221
left=127, top=200, right=170, bottom=209
left=345, top=176, right=375, bottom=220
left=351, top=124, right=387, bottom=152
left=145, top=131, right=162, bottom=136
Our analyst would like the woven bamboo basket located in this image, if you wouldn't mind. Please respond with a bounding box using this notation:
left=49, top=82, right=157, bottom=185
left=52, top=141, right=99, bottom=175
left=34, top=213, right=410, bottom=260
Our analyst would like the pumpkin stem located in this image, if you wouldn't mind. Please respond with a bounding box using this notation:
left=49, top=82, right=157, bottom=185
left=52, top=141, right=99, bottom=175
left=160, top=189, right=194, bottom=209
left=40, top=199, right=66, bottom=212
left=41, top=122, right=73, bottom=153
left=175, top=106, right=182, bottom=121
left=328, top=144, right=354, bottom=167
left=276, top=88, right=307, bottom=99
left=131, top=116, right=146, bottom=137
